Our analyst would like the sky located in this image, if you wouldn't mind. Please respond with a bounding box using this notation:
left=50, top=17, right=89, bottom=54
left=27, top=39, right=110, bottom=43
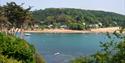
left=0, top=0, right=125, bottom=15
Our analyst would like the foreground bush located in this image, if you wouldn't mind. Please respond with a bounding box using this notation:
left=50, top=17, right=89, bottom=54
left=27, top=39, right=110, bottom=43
left=0, top=33, right=45, bottom=63
left=0, top=54, right=22, bottom=63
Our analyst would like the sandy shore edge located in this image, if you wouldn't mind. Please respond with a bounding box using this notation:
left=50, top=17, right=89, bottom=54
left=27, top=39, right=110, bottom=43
left=24, top=27, right=120, bottom=33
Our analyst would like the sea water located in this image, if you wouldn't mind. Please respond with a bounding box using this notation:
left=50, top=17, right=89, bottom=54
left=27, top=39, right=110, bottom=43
left=24, top=33, right=119, bottom=63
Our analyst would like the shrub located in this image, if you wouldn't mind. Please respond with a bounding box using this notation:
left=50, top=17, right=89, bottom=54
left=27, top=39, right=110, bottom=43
left=67, top=23, right=85, bottom=30
left=0, top=33, right=35, bottom=63
left=0, top=54, right=22, bottom=63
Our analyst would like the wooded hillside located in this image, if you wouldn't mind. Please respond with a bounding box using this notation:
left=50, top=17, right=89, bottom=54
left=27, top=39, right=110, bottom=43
left=32, top=8, right=125, bottom=30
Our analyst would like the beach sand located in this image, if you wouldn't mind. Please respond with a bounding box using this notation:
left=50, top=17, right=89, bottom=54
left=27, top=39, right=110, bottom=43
left=25, top=27, right=120, bottom=33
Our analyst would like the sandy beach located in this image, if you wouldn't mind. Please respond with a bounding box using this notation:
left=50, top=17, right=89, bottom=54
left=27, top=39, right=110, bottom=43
left=24, top=27, right=120, bottom=33
left=90, top=27, right=120, bottom=33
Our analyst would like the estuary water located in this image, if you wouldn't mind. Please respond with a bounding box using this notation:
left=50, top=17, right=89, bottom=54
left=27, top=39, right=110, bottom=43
left=24, top=33, right=118, bottom=63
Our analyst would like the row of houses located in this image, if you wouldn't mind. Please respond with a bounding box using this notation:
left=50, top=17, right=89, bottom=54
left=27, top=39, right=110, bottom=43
left=47, top=22, right=103, bottom=29
left=33, top=20, right=113, bottom=29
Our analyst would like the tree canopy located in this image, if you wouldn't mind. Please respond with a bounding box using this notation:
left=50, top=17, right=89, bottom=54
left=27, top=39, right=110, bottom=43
left=0, top=2, right=33, bottom=29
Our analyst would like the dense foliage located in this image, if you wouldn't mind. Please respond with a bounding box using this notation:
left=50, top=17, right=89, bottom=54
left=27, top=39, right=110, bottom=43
left=0, top=54, right=22, bottom=63
left=0, top=33, right=35, bottom=63
left=0, top=2, right=33, bottom=30
left=32, top=8, right=125, bottom=30
left=0, top=2, right=45, bottom=63
left=0, top=33, right=45, bottom=63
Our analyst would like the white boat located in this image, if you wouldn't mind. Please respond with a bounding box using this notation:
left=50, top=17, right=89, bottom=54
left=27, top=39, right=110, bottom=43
left=54, top=52, right=60, bottom=55
left=25, top=33, right=31, bottom=36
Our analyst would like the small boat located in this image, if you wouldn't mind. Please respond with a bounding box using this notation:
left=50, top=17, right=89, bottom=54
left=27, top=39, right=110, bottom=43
left=54, top=52, right=60, bottom=55
left=25, top=33, right=31, bottom=36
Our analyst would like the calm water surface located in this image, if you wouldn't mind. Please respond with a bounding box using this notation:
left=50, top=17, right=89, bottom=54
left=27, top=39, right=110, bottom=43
left=24, top=33, right=117, bottom=63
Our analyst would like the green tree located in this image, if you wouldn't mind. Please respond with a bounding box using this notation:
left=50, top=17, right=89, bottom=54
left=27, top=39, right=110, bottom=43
left=4, top=2, right=33, bottom=28
left=0, top=6, right=9, bottom=32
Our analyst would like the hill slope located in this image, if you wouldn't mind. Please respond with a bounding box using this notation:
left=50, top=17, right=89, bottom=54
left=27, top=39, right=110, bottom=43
left=32, top=8, right=125, bottom=30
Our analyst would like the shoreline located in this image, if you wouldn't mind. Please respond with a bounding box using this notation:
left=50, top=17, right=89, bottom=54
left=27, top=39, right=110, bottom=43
left=24, top=27, right=120, bottom=33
